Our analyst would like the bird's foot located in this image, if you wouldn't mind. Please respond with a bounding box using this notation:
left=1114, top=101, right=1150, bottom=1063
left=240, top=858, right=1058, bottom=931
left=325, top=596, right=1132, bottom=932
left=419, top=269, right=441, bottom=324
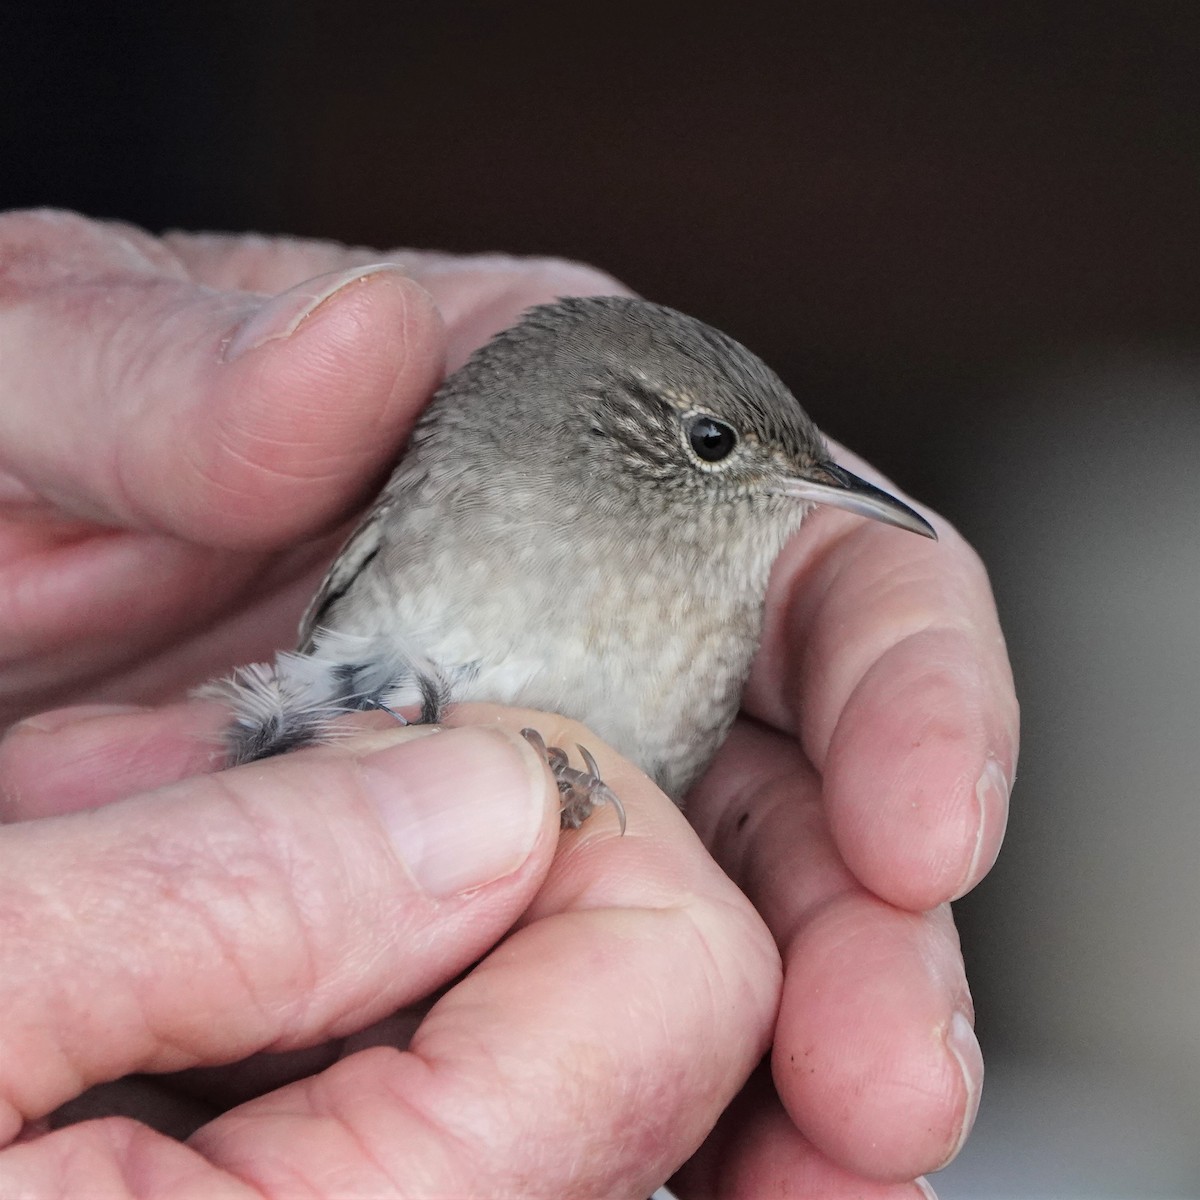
left=520, top=728, right=627, bottom=834
left=367, top=698, right=409, bottom=725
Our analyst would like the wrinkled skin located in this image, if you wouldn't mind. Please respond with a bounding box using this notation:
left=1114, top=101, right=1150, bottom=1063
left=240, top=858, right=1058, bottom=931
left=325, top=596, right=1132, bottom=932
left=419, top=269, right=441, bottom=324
left=0, top=211, right=1016, bottom=1198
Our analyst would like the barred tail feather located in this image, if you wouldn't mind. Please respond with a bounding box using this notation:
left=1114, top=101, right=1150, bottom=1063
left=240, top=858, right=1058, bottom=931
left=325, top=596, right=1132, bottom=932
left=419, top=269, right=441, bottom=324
left=197, top=660, right=348, bottom=766
left=198, top=631, right=460, bottom=767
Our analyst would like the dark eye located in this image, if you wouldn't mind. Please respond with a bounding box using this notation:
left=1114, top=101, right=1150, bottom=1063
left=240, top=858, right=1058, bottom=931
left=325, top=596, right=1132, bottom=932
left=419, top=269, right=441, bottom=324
left=687, top=416, right=738, bottom=463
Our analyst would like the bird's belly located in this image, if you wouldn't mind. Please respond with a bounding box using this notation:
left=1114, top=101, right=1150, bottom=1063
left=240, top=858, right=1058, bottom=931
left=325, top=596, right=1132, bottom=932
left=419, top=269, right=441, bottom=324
left=438, top=604, right=756, bottom=800
left=346, top=549, right=765, bottom=801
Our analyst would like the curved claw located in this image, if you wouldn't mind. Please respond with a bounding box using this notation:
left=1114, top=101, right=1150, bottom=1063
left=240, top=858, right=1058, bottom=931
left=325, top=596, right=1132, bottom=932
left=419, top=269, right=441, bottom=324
left=576, top=744, right=626, bottom=834
left=577, top=743, right=601, bottom=778
left=369, top=699, right=409, bottom=726
left=522, top=726, right=568, bottom=769
left=588, top=777, right=627, bottom=835
left=520, top=728, right=627, bottom=834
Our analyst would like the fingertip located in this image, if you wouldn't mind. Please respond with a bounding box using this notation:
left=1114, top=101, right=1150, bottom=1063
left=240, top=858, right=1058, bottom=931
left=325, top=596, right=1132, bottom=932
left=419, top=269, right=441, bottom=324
left=0, top=227, right=448, bottom=547
left=676, top=1077, right=945, bottom=1199
left=221, top=263, right=437, bottom=363
left=356, top=725, right=555, bottom=899
left=952, top=756, right=1010, bottom=901
left=773, top=898, right=972, bottom=1181
left=9, top=703, right=150, bottom=736
left=938, top=1011, right=983, bottom=1169
left=0, top=702, right=227, bottom=820
left=178, top=265, right=445, bottom=547
left=825, top=631, right=1013, bottom=910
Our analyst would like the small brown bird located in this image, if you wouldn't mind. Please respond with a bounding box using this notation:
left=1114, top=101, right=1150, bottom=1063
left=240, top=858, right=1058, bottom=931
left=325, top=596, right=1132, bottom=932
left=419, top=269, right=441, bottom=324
left=213, top=296, right=934, bottom=826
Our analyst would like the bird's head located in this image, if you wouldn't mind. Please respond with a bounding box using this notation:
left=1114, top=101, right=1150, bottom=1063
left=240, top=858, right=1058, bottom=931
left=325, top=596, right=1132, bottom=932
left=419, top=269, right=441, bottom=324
left=458, top=295, right=934, bottom=545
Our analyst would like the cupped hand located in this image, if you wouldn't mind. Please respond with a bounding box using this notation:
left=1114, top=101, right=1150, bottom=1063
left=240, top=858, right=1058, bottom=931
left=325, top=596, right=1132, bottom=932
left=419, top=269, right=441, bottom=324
left=0, top=210, right=1017, bottom=1194
left=681, top=444, right=1017, bottom=1184
left=0, top=706, right=780, bottom=1197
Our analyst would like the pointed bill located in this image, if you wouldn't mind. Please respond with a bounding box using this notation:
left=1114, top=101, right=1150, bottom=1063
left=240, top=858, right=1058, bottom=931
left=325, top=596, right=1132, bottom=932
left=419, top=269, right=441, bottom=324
left=779, top=462, right=937, bottom=539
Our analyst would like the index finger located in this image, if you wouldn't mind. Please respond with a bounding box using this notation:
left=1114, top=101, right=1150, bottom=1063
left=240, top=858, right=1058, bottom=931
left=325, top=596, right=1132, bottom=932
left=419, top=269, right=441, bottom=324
left=0, top=211, right=445, bottom=547
left=744, top=445, right=1018, bottom=910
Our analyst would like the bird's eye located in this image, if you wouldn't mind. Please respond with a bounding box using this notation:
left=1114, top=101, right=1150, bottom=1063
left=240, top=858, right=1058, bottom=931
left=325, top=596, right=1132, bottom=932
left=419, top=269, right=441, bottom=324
left=687, top=416, right=738, bottom=463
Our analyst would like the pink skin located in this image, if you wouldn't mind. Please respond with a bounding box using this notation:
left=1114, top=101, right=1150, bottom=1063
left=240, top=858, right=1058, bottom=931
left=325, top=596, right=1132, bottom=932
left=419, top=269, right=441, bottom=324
left=0, top=708, right=782, bottom=1198
left=0, top=211, right=1016, bottom=1196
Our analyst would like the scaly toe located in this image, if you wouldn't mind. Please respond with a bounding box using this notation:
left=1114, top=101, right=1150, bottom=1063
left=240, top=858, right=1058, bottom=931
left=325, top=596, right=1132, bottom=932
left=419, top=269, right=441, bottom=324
left=520, top=728, right=627, bottom=834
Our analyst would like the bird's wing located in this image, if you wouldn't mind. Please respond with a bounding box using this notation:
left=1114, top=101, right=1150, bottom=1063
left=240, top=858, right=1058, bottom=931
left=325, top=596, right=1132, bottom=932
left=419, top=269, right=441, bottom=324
left=297, top=496, right=393, bottom=651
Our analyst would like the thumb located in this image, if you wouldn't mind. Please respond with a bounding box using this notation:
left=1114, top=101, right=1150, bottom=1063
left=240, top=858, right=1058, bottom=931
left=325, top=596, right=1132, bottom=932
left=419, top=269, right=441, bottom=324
left=0, top=720, right=559, bottom=1139
left=0, top=211, right=445, bottom=548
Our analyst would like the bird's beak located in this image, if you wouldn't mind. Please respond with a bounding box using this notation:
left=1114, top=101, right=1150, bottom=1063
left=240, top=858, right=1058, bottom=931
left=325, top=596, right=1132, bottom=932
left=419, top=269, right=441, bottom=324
left=780, top=462, right=937, bottom=539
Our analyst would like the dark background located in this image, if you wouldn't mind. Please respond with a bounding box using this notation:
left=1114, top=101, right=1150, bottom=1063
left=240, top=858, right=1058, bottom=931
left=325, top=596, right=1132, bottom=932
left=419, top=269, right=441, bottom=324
left=5, top=4, right=1198, bottom=1194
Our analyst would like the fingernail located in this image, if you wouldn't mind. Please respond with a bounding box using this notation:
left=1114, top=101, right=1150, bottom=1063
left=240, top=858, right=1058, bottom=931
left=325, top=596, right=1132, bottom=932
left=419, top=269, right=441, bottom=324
left=223, top=263, right=408, bottom=361
left=953, top=757, right=1010, bottom=900
left=358, top=726, right=547, bottom=898
left=939, top=1010, right=983, bottom=1168
left=914, top=1177, right=939, bottom=1199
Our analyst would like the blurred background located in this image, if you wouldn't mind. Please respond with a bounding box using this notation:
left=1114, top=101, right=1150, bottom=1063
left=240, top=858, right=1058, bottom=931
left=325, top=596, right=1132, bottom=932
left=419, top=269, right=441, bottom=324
left=2, top=2, right=1197, bottom=1195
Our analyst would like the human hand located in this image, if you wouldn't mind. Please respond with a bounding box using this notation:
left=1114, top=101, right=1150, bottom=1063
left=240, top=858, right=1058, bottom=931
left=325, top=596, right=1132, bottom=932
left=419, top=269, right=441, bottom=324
left=0, top=210, right=1016, bottom=1193
left=675, top=451, right=1016, bottom=1191
left=0, top=706, right=782, bottom=1196
left=0, top=209, right=622, bottom=722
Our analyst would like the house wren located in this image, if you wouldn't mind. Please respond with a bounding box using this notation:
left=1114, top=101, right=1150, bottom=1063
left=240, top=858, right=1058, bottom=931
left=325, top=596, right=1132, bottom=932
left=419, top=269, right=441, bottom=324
left=215, top=296, right=934, bottom=826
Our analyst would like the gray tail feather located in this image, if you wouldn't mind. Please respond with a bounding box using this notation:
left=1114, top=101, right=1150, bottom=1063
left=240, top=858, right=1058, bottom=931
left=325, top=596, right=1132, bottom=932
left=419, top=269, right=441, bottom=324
left=198, top=632, right=457, bottom=767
